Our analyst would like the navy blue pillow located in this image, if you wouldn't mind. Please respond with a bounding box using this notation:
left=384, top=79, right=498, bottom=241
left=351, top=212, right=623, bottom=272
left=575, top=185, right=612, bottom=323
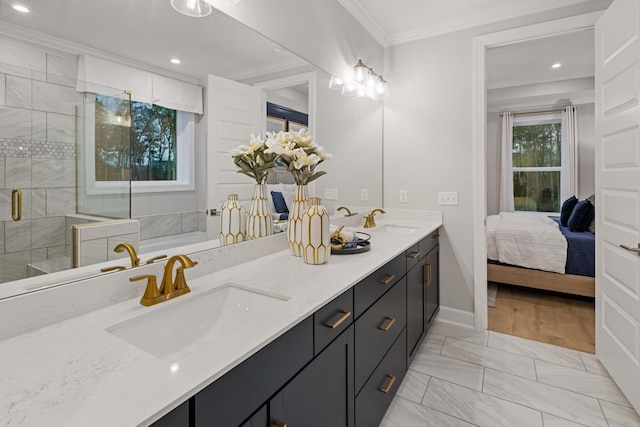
left=560, top=196, right=578, bottom=226
left=271, top=191, right=289, bottom=213
left=567, top=199, right=594, bottom=232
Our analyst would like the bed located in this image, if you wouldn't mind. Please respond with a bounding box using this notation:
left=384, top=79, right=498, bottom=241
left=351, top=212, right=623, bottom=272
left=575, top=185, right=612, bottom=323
left=486, top=212, right=595, bottom=297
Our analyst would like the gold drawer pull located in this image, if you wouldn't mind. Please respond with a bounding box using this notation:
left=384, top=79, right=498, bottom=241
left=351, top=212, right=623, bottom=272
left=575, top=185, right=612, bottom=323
left=424, top=264, right=432, bottom=285
left=273, top=420, right=287, bottom=427
left=325, top=311, right=352, bottom=329
left=11, top=188, right=22, bottom=221
left=378, top=316, right=396, bottom=332
left=408, top=251, right=420, bottom=259
left=379, top=274, right=396, bottom=285
left=379, top=374, right=397, bottom=394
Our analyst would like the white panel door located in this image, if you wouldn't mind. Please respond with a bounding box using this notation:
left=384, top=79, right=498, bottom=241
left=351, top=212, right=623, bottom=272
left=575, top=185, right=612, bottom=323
left=595, top=0, right=640, bottom=411
left=206, top=74, right=263, bottom=235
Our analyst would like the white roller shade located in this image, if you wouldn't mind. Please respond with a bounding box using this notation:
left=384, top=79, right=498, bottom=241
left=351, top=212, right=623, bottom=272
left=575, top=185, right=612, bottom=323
left=76, top=54, right=203, bottom=114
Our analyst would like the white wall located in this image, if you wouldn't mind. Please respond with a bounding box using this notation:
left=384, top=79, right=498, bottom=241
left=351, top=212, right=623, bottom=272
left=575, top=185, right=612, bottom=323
left=383, top=2, right=609, bottom=315
left=486, top=103, right=596, bottom=216
left=267, top=87, right=309, bottom=115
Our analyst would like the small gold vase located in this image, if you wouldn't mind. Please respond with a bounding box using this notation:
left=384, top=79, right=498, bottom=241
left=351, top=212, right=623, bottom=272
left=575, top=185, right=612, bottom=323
left=287, top=184, right=308, bottom=256
left=247, top=183, right=273, bottom=240
left=219, top=194, right=246, bottom=245
left=301, top=197, right=330, bottom=265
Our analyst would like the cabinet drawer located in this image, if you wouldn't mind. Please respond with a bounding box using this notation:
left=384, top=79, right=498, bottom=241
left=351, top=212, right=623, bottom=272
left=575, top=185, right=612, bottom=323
left=354, top=252, right=405, bottom=318
left=194, top=317, right=313, bottom=427
left=354, top=277, right=406, bottom=392
left=406, top=242, right=422, bottom=271
left=418, top=229, right=439, bottom=258
left=314, top=288, right=354, bottom=355
left=355, top=329, right=407, bottom=427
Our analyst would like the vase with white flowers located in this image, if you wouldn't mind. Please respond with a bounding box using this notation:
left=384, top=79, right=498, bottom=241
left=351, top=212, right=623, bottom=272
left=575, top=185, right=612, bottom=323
left=230, top=134, right=278, bottom=239
left=265, top=128, right=332, bottom=256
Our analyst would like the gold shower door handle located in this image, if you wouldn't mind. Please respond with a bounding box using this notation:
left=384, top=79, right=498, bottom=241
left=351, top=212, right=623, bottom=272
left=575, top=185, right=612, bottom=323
left=11, top=188, right=22, bottom=221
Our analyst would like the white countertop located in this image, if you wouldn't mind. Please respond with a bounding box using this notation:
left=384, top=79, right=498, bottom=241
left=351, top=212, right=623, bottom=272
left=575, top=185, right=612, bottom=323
left=0, top=214, right=441, bottom=426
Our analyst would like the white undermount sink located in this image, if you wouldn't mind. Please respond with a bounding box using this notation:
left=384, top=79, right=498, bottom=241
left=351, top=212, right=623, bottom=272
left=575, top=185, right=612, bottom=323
left=106, top=284, right=289, bottom=362
left=374, top=224, right=419, bottom=235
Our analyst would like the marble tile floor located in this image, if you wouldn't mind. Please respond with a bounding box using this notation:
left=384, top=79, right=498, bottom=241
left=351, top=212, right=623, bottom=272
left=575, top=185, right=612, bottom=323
left=380, top=322, right=640, bottom=427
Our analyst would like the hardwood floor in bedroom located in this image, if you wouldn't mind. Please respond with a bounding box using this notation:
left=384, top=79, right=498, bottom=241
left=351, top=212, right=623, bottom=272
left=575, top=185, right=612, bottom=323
left=488, top=284, right=595, bottom=354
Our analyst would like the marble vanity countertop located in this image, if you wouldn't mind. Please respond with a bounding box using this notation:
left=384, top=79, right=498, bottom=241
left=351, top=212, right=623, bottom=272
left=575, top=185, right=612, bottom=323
left=0, top=213, right=441, bottom=426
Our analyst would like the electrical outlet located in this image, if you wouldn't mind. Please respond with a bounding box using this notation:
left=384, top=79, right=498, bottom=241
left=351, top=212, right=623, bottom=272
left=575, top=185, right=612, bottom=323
left=400, top=190, right=408, bottom=203
left=438, top=191, right=458, bottom=206
left=324, top=188, right=338, bottom=200
left=361, top=189, right=368, bottom=201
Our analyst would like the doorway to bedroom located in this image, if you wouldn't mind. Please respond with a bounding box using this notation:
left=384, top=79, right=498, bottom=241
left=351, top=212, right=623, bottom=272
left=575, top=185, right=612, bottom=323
left=481, top=20, right=597, bottom=353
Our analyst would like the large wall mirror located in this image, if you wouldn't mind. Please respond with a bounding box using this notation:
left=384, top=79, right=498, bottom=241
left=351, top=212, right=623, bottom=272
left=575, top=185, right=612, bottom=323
left=0, top=0, right=383, bottom=298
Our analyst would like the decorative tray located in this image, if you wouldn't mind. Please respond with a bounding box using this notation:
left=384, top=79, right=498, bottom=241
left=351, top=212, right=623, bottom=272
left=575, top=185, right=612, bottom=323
left=331, top=232, right=371, bottom=255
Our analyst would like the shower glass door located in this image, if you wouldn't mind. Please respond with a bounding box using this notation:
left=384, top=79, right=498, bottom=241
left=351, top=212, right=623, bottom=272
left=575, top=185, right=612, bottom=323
left=76, top=91, right=132, bottom=219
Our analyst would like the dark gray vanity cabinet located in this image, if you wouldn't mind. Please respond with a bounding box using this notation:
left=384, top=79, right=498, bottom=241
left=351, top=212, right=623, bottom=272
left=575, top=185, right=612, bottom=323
left=151, top=228, right=440, bottom=427
left=270, top=325, right=355, bottom=427
left=406, top=230, right=440, bottom=364
left=425, top=244, right=440, bottom=329
left=193, top=317, right=313, bottom=427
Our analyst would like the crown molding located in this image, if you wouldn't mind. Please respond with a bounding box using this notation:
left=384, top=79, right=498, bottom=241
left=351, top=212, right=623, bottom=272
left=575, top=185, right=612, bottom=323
left=487, top=89, right=595, bottom=113
left=0, top=21, right=200, bottom=84
left=337, top=0, right=388, bottom=46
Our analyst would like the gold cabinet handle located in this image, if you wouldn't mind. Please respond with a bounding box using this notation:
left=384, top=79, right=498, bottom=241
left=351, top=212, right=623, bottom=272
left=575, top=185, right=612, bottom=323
left=273, top=420, right=287, bottom=427
left=325, top=311, right=352, bottom=329
left=378, top=316, right=396, bottom=332
left=408, top=251, right=420, bottom=259
left=379, top=374, right=397, bottom=394
left=379, top=274, right=396, bottom=285
left=11, top=188, right=22, bottom=221
left=424, top=264, right=432, bottom=285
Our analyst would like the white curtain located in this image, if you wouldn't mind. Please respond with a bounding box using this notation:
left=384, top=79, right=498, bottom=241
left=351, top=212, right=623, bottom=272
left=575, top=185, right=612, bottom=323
left=499, top=112, right=515, bottom=212
left=561, top=105, right=578, bottom=200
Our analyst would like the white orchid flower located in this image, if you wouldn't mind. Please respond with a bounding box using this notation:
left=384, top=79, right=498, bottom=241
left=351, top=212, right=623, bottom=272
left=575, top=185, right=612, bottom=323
left=314, top=145, right=333, bottom=160
left=293, top=150, right=321, bottom=170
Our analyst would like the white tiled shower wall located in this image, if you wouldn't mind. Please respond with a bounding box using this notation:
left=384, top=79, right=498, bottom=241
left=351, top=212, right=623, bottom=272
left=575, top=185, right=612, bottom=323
left=0, top=39, right=79, bottom=283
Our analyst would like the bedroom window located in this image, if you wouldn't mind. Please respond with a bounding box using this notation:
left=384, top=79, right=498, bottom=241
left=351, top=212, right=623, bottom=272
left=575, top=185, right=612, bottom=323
left=511, top=115, right=563, bottom=213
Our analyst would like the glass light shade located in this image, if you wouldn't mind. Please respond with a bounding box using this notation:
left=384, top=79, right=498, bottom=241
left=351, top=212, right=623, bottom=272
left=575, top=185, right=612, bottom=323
left=170, top=0, right=213, bottom=17
left=341, top=82, right=358, bottom=96
left=376, top=79, right=389, bottom=98
left=353, top=59, right=368, bottom=84
left=328, top=76, right=344, bottom=90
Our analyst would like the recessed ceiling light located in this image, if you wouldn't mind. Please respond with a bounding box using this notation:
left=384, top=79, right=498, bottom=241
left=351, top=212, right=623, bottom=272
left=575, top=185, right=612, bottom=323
left=11, top=3, right=31, bottom=13
left=170, top=0, right=212, bottom=17
left=170, top=58, right=181, bottom=64
left=551, top=63, right=562, bottom=69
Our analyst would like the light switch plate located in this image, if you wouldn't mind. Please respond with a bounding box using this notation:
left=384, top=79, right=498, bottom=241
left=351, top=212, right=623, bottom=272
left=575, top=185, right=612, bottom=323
left=324, top=188, right=338, bottom=200
left=361, top=189, right=368, bottom=201
left=400, top=190, right=408, bottom=203
left=438, top=191, right=458, bottom=206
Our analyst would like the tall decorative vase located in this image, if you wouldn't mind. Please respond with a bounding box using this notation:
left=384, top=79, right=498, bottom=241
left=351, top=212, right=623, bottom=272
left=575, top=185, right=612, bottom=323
left=301, top=197, right=330, bottom=265
left=219, top=194, right=245, bottom=246
left=287, top=184, right=309, bottom=256
left=247, top=183, right=273, bottom=240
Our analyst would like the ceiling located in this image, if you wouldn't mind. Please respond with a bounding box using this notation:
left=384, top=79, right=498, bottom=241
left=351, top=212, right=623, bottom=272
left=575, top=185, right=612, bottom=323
left=0, top=0, right=602, bottom=92
left=0, top=0, right=308, bottom=84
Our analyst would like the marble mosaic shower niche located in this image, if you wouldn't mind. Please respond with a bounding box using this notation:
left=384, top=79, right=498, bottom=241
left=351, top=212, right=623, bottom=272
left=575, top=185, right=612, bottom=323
left=0, top=43, right=81, bottom=283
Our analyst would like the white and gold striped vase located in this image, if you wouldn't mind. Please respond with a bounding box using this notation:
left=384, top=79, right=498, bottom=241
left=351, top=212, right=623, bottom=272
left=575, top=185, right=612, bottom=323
left=219, top=194, right=246, bottom=245
left=301, top=197, right=330, bottom=265
left=247, top=183, right=273, bottom=240
left=287, top=184, right=308, bottom=256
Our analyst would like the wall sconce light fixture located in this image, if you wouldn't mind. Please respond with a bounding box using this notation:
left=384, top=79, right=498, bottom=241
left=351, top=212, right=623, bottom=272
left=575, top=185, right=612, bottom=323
left=329, top=59, right=388, bottom=100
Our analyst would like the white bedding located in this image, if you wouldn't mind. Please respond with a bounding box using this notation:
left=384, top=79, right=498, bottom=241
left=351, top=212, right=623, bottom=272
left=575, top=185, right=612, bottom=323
left=486, top=212, right=567, bottom=274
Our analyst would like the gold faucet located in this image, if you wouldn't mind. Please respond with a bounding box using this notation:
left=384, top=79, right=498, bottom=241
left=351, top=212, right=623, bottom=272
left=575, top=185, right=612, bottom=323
left=337, top=206, right=356, bottom=217
left=114, top=243, right=141, bottom=267
left=363, top=208, right=386, bottom=228
left=129, top=254, right=198, bottom=306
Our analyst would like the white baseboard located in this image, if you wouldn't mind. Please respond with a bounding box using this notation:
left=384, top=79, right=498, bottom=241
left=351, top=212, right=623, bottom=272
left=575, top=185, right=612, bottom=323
left=434, top=306, right=475, bottom=330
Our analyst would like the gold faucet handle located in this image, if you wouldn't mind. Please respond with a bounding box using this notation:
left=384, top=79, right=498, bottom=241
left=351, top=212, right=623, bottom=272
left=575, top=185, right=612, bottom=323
left=145, top=254, right=168, bottom=264
left=130, top=274, right=161, bottom=306
left=100, top=265, right=127, bottom=272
